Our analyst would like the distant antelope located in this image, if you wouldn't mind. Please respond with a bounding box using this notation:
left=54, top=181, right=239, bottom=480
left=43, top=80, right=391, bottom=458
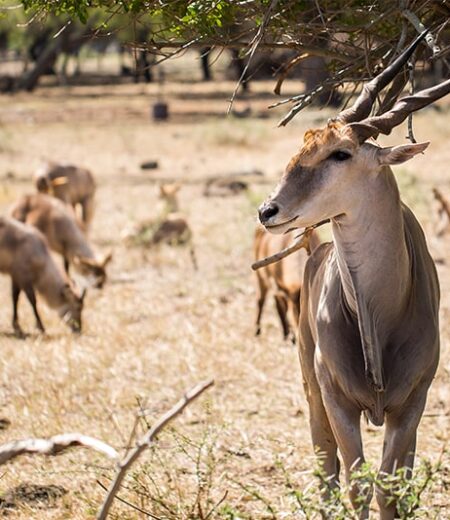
left=0, top=216, right=85, bottom=335
left=124, top=183, right=197, bottom=268
left=34, top=161, right=96, bottom=232
left=254, top=226, right=319, bottom=342
left=258, top=34, right=448, bottom=519
left=159, top=183, right=180, bottom=213
left=11, top=194, right=111, bottom=289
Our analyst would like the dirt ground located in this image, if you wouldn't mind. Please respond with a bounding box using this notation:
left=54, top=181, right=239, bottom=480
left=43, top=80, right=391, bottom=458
left=0, top=72, right=448, bottom=519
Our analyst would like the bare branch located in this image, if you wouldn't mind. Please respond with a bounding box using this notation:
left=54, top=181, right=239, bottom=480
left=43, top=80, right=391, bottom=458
left=97, top=480, right=161, bottom=519
left=97, top=379, right=214, bottom=520
left=251, top=220, right=329, bottom=271
left=402, top=9, right=440, bottom=56
left=274, top=53, right=309, bottom=95
left=406, top=56, right=417, bottom=143
left=0, top=433, right=119, bottom=465
left=227, top=0, right=279, bottom=113
left=131, top=40, right=353, bottom=63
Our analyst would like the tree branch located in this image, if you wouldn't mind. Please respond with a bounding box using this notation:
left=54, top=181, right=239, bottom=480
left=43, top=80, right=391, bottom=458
left=402, top=9, right=440, bottom=56
left=130, top=40, right=354, bottom=63
left=227, top=0, right=279, bottom=113
left=251, top=220, right=329, bottom=271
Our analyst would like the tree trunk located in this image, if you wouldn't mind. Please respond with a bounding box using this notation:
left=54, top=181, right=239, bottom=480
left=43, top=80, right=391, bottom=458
left=16, top=28, right=90, bottom=92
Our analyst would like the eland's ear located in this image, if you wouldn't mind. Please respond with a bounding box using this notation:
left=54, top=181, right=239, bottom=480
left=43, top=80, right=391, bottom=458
left=377, top=142, right=429, bottom=166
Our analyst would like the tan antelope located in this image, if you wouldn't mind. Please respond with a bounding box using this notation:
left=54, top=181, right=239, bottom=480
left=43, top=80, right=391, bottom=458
left=258, top=34, right=448, bottom=519
left=0, top=216, right=85, bottom=335
left=123, top=183, right=197, bottom=268
left=34, top=161, right=96, bottom=232
left=11, top=194, right=111, bottom=289
left=254, top=226, right=320, bottom=342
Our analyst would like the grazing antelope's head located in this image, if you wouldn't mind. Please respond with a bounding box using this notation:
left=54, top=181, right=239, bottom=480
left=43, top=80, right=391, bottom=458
left=259, top=33, right=450, bottom=233
left=59, top=284, right=86, bottom=333
left=73, top=252, right=113, bottom=289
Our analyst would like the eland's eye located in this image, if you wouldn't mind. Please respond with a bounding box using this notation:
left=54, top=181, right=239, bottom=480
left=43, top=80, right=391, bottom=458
left=328, top=150, right=352, bottom=161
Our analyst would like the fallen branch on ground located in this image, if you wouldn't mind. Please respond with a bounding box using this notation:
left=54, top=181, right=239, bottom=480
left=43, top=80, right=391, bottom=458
left=0, top=433, right=119, bottom=465
left=97, top=378, right=214, bottom=520
left=251, top=219, right=330, bottom=271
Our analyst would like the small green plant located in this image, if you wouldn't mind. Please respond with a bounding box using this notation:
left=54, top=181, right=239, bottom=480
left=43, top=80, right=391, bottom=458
left=124, top=424, right=229, bottom=520
left=234, top=454, right=447, bottom=519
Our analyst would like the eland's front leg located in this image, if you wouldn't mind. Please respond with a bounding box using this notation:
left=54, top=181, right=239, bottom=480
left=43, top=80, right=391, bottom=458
left=319, top=386, right=371, bottom=519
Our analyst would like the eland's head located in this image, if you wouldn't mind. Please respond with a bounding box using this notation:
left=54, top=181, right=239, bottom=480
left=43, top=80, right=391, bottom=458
left=259, top=32, right=450, bottom=233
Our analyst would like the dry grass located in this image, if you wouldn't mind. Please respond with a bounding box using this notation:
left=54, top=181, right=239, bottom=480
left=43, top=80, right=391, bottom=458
left=0, top=77, right=448, bottom=518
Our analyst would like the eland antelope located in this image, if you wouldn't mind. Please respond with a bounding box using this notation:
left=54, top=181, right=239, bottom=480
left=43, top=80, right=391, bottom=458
left=258, top=34, right=448, bottom=519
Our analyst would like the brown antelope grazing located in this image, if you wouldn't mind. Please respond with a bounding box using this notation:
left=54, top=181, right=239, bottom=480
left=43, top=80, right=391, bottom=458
left=254, top=226, right=320, bottom=342
left=34, top=161, right=96, bottom=232
left=258, top=35, right=448, bottom=519
left=0, top=216, right=85, bottom=335
left=11, top=194, right=111, bottom=288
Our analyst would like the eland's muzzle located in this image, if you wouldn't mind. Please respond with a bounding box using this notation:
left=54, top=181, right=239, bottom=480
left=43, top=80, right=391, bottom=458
left=258, top=201, right=279, bottom=225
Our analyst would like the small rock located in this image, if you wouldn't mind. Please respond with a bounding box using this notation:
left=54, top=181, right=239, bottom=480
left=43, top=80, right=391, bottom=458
left=140, top=160, right=159, bottom=170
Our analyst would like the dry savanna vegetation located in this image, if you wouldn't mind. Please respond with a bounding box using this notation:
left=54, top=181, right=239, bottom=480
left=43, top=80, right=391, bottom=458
left=0, top=63, right=449, bottom=518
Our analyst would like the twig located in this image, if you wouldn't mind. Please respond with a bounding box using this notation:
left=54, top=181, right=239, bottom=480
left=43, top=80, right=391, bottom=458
left=204, top=490, right=229, bottom=520
left=97, top=379, right=214, bottom=520
left=274, top=52, right=309, bottom=95
left=407, top=55, right=417, bottom=143
left=227, top=0, right=279, bottom=113
left=276, top=65, right=355, bottom=126
left=402, top=9, right=440, bottom=56
left=137, top=39, right=351, bottom=63
left=0, top=433, right=119, bottom=465
left=96, top=480, right=161, bottom=519
left=251, top=219, right=329, bottom=271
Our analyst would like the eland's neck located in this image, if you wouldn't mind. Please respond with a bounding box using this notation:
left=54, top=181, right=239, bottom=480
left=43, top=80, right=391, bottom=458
left=332, top=167, right=411, bottom=332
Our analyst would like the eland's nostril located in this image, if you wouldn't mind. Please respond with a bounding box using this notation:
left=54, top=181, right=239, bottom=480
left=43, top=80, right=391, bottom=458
left=259, top=202, right=279, bottom=223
